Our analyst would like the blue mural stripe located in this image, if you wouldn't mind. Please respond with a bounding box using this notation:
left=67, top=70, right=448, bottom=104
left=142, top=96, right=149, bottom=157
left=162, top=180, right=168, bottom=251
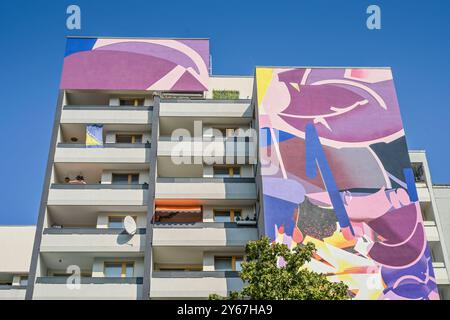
left=404, top=168, right=419, bottom=202
left=65, top=38, right=97, bottom=57
left=305, top=123, right=354, bottom=235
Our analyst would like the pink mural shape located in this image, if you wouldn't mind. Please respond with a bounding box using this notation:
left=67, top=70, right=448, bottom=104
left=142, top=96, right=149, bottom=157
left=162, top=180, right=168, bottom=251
left=60, top=38, right=209, bottom=91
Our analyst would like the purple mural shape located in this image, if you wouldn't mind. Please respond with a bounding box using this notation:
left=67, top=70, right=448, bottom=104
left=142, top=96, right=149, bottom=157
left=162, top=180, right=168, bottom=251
left=60, top=38, right=210, bottom=91
left=256, top=67, right=439, bottom=300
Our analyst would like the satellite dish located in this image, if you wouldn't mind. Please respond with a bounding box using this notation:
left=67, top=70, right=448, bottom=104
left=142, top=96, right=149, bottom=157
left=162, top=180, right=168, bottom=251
left=124, top=216, right=137, bottom=235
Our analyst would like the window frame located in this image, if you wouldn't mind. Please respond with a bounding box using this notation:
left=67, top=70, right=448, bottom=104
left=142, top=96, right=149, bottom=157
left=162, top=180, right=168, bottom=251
left=115, top=134, right=143, bottom=144
left=213, top=209, right=242, bottom=222
left=214, top=256, right=243, bottom=271
left=213, top=166, right=242, bottom=178
left=104, top=261, right=135, bottom=278
left=107, top=215, right=137, bottom=229
left=111, top=173, right=140, bottom=185
left=119, top=98, right=145, bottom=107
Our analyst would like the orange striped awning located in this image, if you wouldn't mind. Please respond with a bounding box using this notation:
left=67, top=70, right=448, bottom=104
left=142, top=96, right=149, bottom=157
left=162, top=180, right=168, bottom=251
left=155, top=206, right=202, bottom=213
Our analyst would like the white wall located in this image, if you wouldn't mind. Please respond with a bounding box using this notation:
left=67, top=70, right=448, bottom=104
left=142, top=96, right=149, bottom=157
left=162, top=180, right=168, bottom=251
left=96, top=212, right=147, bottom=228
left=0, top=226, right=35, bottom=273
left=434, top=186, right=450, bottom=261
left=206, top=76, right=254, bottom=99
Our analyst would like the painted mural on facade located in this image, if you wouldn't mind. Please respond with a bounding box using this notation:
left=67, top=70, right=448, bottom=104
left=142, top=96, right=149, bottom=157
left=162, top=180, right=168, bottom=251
left=256, top=67, right=439, bottom=300
left=60, top=38, right=209, bottom=91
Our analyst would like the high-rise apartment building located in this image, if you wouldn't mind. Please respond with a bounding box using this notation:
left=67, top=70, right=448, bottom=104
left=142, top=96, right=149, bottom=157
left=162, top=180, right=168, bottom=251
left=0, top=37, right=449, bottom=300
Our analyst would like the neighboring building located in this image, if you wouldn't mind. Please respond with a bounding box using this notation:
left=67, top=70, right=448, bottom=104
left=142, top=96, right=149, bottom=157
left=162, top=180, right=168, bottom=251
left=434, top=183, right=450, bottom=271
left=0, top=37, right=449, bottom=300
left=0, top=226, right=35, bottom=300
left=407, top=152, right=450, bottom=299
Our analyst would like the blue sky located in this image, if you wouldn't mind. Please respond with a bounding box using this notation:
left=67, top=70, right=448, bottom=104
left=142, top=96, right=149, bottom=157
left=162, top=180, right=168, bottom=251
left=0, top=0, right=449, bottom=225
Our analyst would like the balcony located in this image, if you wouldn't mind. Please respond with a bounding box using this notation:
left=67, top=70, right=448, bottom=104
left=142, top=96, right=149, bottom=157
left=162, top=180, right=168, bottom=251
left=33, top=277, right=143, bottom=300
left=424, top=221, right=440, bottom=242
left=61, top=105, right=152, bottom=125
left=433, top=262, right=450, bottom=285
left=157, top=137, right=255, bottom=164
left=55, top=143, right=150, bottom=163
left=47, top=184, right=149, bottom=206
left=155, top=178, right=256, bottom=200
left=159, top=99, right=252, bottom=118
left=0, top=286, right=27, bottom=300
left=151, top=271, right=242, bottom=298
left=40, top=228, right=146, bottom=253
left=417, top=185, right=431, bottom=202
left=153, top=222, right=257, bottom=247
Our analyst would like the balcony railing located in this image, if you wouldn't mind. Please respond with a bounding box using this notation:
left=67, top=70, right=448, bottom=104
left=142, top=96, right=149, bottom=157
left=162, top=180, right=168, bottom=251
left=155, top=177, right=256, bottom=200
left=152, top=271, right=239, bottom=278
left=33, top=277, right=144, bottom=299
left=153, top=222, right=256, bottom=228
left=40, top=228, right=146, bottom=252
left=61, top=105, right=152, bottom=125
left=36, top=277, right=143, bottom=284
left=50, top=183, right=149, bottom=190
left=156, top=177, right=255, bottom=183
left=159, top=99, right=253, bottom=118
left=153, top=222, right=258, bottom=246
left=151, top=271, right=243, bottom=298
left=0, top=285, right=27, bottom=300
left=64, top=105, right=153, bottom=111
left=57, top=143, right=151, bottom=148
left=43, top=228, right=146, bottom=235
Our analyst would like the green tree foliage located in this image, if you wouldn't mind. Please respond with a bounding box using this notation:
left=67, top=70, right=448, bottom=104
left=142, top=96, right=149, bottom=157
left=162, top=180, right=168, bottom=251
left=209, top=236, right=349, bottom=300
left=212, top=90, right=240, bottom=100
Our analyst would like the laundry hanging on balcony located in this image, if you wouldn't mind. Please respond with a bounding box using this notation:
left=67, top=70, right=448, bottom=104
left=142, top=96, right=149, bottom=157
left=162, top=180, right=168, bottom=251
left=86, top=124, right=103, bottom=148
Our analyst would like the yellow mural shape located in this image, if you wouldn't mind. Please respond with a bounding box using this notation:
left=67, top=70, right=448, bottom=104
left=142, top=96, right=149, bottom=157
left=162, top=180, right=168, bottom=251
left=255, top=67, right=273, bottom=107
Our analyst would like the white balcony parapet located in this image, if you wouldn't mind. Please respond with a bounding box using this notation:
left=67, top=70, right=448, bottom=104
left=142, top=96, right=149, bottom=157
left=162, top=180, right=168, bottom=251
left=155, top=178, right=256, bottom=200
left=417, top=185, right=431, bottom=202
left=151, top=271, right=242, bottom=298
left=40, top=228, right=146, bottom=252
left=61, top=105, right=152, bottom=124
left=153, top=223, right=257, bottom=246
left=157, top=137, right=255, bottom=163
left=33, top=277, right=143, bottom=300
left=424, top=221, right=440, bottom=242
left=0, top=286, right=27, bottom=300
left=432, top=262, right=449, bottom=285
left=159, top=99, right=252, bottom=118
left=47, top=184, right=148, bottom=206
left=55, top=143, right=150, bottom=163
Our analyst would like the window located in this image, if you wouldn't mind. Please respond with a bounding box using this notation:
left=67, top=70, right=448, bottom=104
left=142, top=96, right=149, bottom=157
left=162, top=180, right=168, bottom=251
left=119, top=98, right=145, bottom=106
left=213, top=127, right=238, bottom=138
left=104, top=262, right=134, bottom=278
left=214, top=257, right=233, bottom=271
left=112, top=173, right=139, bottom=185
left=214, top=209, right=241, bottom=222
left=235, top=257, right=244, bottom=272
left=116, top=134, right=142, bottom=144
left=213, top=166, right=241, bottom=178
left=108, top=216, right=136, bottom=229
left=108, top=217, right=124, bottom=229
left=412, top=163, right=425, bottom=182
left=214, top=256, right=243, bottom=271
